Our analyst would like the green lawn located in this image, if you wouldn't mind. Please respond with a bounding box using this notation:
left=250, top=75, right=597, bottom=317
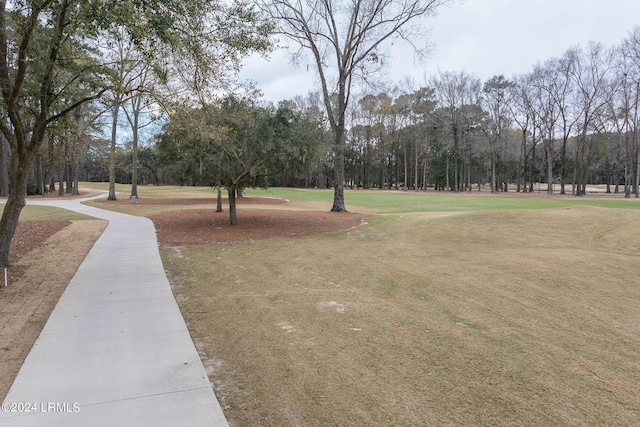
left=245, top=187, right=640, bottom=213
left=80, top=182, right=640, bottom=214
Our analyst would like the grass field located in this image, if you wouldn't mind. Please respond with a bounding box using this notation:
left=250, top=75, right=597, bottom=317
left=85, top=182, right=640, bottom=214
left=142, top=186, right=640, bottom=426
left=5, top=185, right=637, bottom=424
left=18, top=205, right=97, bottom=221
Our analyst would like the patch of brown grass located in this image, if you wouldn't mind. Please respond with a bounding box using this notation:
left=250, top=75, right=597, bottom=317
left=7, top=221, right=70, bottom=281
left=162, top=206, right=640, bottom=426
left=0, top=220, right=107, bottom=401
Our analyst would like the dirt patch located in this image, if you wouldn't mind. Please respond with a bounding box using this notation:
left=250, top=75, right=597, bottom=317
left=0, top=220, right=107, bottom=401
left=151, top=207, right=368, bottom=245
left=6, top=221, right=70, bottom=281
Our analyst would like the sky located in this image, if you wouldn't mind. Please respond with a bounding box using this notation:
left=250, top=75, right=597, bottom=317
left=238, top=0, right=640, bottom=103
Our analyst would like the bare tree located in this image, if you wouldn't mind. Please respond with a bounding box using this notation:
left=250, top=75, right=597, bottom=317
left=482, top=75, right=514, bottom=193
left=100, top=26, right=149, bottom=201
left=552, top=54, right=579, bottom=194
left=432, top=71, right=481, bottom=192
left=510, top=75, right=535, bottom=192
left=262, top=0, right=453, bottom=211
left=124, top=60, right=161, bottom=199
left=605, top=42, right=638, bottom=198
left=623, top=27, right=640, bottom=197
left=568, top=43, right=614, bottom=196
left=529, top=63, right=560, bottom=195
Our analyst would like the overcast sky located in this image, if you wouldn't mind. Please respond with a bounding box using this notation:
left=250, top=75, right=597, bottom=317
left=238, top=0, right=640, bottom=103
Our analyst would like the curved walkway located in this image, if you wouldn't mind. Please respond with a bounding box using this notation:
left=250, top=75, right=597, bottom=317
left=0, top=195, right=228, bottom=426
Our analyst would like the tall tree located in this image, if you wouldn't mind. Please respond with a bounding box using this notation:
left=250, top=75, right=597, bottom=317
left=359, top=93, right=394, bottom=189
left=101, top=25, right=141, bottom=200
left=568, top=43, right=613, bottom=196
left=409, top=87, right=437, bottom=191
left=529, top=63, right=560, bottom=195
left=158, top=96, right=320, bottom=224
left=263, top=0, right=452, bottom=211
left=510, top=75, right=535, bottom=192
left=0, top=0, right=108, bottom=267
left=0, top=0, right=271, bottom=267
left=551, top=54, right=578, bottom=194
left=432, top=71, right=482, bottom=192
left=627, top=28, right=640, bottom=197
left=482, top=75, right=514, bottom=193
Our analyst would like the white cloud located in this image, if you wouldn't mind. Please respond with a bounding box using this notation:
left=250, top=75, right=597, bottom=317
left=240, top=0, right=640, bottom=101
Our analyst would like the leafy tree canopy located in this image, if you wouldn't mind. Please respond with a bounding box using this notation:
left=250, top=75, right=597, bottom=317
left=157, top=95, right=324, bottom=224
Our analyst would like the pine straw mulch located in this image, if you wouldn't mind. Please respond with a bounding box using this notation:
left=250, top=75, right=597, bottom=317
left=150, top=208, right=369, bottom=245
left=92, top=195, right=368, bottom=245
left=5, top=221, right=71, bottom=282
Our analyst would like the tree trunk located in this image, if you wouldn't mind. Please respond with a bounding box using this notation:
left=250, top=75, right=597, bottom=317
left=108, top=99, right=120, bottom=201
left=73, top=160, right=79, bottom=196
left=529, top=130, right=536, bottom=193
left=492, top=149, right=498, bottom=194
left=228, top=185, right=238, bottom=225
left=0, top=136, right=8, bottom=197
left=560, top=138, right=568, bottom=195
left=625, top=163, right=631, bottom=198
left=467, top=152, right=472, bottom=192
left=34, top=154, right=44, bottom=195
left=0, top=155, right=30, bottom=267
left=331, top=137, right=347, bottom=212
left=423, top=159, right=427, bottom=192
left=518, top=129, right=526, bottom=192
left=58, top=146, right=65, bottom=197
left=445, top=152, right=450, bottom=191
left=48, top=136, right=56, bottom=193
left=65, top=144, right=72, bottom=194
left=414, top=140, right=419, bottom=191
left=364, top=137, right=370, bottom=189
left=72, top=111, right=82, bottom=195
left=453, top=124, right=459, bottom=193
left=547, top=141, right=553, bottom=195
left=403, top=140, right=408, bottom=190
left=216, top=186, right=223, bottom=212
left=395, top=144, right=400, bottom=190
left=635, top=90, right=640, bottom=198
left=131, top=108, right=139, bottom=199
left=636, top=133, right=640, bottom=199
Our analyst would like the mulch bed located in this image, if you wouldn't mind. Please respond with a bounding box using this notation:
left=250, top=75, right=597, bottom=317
left=151, top=209, right=368, bottom=245
left=5, top=221, right=70, bottom=282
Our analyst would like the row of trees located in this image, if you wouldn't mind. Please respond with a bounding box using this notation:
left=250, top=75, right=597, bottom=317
left=0, top=0, right=271, bottom=266
left=154, top=27, right=640, bottom=202
left=341, top=30, right=640, bottom=196
left=17, top=28, right=640, bottom=209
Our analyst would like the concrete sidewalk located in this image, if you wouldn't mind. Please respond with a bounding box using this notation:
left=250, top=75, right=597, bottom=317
left=0, top=196, right=229, bottom=426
